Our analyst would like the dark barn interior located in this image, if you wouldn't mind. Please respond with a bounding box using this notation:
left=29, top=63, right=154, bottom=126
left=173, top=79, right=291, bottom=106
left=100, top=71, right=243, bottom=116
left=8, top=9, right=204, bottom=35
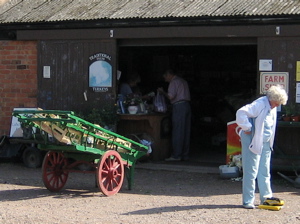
left=118, top=45, right=257, bottom=163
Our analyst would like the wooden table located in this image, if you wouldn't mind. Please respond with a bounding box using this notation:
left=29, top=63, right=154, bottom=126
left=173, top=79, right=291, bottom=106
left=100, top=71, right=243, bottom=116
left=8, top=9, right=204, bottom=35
left=117, top=113, right=171, bottom=161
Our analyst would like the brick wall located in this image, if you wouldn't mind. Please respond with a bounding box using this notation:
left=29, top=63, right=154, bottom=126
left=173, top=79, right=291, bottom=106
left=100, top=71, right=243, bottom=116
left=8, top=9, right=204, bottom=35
left=0, top=41, right=37, bottom=136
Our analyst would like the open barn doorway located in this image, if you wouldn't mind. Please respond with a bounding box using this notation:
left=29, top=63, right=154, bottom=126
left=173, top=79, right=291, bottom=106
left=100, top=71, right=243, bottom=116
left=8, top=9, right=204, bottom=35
left=118, top=45, right=257, bottom=164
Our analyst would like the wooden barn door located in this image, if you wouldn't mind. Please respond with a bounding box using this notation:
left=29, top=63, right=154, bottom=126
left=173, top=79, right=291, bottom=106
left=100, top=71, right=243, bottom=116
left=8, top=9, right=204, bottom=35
left=37, top=40, right=117, bottom=114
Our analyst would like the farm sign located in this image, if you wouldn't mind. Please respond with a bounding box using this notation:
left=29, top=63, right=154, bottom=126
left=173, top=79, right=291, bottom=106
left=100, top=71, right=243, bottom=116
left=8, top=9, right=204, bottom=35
left=260, top=72, right=288, bottom=94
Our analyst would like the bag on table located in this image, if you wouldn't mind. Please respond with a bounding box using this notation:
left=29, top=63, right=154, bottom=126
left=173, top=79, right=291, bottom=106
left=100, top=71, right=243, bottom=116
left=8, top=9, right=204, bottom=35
left=154, top=91, right=167, bottom=113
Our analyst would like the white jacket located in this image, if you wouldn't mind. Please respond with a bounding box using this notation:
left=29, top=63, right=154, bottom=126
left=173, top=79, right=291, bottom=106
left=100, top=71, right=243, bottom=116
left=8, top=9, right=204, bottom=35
left=236, top=96, right=277, bottom=155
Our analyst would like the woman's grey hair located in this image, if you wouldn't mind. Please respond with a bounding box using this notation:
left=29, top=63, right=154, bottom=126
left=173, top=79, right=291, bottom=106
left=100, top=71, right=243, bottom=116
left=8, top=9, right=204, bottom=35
left=266, top=85, right=288, bottom=105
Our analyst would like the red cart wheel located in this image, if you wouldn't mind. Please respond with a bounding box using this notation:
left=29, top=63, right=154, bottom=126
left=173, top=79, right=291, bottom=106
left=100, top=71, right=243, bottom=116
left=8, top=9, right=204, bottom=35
left=97, top=150, right=124, bottom=196
left=42, top=151, right=69, bottom=192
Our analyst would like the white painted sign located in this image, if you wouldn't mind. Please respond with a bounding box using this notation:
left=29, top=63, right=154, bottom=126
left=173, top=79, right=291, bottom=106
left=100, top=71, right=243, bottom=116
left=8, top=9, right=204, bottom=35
left=259, top=59, right=272, bottom=71
left=260, top=72, right=288, bottom=94
left=296, top=83, right=300, bottom=103
left=43, top=66, right=50, bottom=78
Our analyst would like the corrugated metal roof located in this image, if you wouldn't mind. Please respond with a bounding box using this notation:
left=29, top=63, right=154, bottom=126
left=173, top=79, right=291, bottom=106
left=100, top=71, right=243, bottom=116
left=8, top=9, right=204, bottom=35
left=0, top=0, right=300, bottom=24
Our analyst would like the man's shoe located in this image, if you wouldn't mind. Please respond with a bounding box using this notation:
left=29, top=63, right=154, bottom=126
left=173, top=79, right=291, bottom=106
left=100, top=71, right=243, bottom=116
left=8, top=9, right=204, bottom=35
left=243, top=203, right=255, bottom=209
left=165, top=157, right=181, bottom=161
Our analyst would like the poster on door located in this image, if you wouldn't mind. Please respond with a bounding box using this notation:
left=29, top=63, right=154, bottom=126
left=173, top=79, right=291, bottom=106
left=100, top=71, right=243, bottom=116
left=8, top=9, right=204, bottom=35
left=260, top=72, right=288, bottom=94
left=89, top=52, right=112, bottom=92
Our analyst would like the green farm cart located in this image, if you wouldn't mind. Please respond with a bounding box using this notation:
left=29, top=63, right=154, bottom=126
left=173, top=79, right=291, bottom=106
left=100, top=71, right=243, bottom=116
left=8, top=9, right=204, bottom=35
left=12, top=109, right=149, bottom=196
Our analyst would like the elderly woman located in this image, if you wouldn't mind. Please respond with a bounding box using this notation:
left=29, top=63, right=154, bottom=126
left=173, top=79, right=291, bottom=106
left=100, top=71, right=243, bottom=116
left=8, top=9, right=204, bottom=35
left=236, top=85, right=288, bottom=209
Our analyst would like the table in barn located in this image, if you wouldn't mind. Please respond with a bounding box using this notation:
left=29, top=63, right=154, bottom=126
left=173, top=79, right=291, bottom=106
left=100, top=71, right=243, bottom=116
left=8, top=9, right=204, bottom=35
left=117, top=113, right=171, bottom=161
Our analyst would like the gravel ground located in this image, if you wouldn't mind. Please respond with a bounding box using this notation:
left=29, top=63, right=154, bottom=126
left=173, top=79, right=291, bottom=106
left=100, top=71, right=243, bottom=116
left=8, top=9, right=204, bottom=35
left=0, top=162, right=300, bottom=224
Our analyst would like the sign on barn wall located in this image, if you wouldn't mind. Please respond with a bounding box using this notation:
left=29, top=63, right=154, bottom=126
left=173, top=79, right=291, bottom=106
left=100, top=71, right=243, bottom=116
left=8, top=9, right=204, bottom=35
left=260, top=72, right=289, bottom=94
left=38, top=40, right=117, bottom=111
left=89, top=52, right=112, bottom=92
